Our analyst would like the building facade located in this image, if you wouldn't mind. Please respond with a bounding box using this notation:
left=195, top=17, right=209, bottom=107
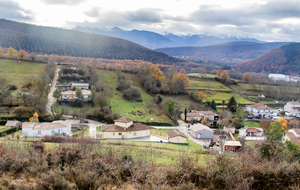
left=189, top=124, right=214, bottom=139
left=284, top=102, right=300, bottom=116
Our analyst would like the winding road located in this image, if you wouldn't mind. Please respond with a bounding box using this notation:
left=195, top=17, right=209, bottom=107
left=46, top=67, right=60, bottom=114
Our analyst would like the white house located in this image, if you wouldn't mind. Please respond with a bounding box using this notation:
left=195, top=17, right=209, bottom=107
left=246, top=103, right=276, bottom=117
left=284, top=102, right=300, bottom=116
left=268, top=74, right=300, bottom=82
left=189, top=124, right=214, bottom=139
left=239, top=126, right=266, bottom=140
left=22, top=120, right=75, bottom=137
left=71, top=83, right=89, bottom=90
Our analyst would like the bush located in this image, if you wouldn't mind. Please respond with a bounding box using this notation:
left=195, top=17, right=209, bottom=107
left=0, top=127, right=16, bottom=137
left=123, top=87, right=142, bottom=101
left=8, top=84, right=17, bottom=90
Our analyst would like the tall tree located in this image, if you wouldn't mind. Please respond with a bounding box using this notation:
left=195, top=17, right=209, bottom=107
left=17, top=50, right=27, bottom=60
left=210, top=100, right=217, bottom=111
left=198, top=67, right=207, bottom=74
left=52, top=88, right=61, bottom=100
left=179, top=68, right=186, bottom=74
left=266, top=121, right=286, bottom=141
left=75, top=88, right=83, bottom=102
left=220, top=70, right=229, bottom=79
left=227, top=96, right=237, bottom=111
left=232, top=107, right=246, bottom=128
left=184, top=108, right=187, bottom=122
left=0, top=46, right=2, bottom=56
left=171, top=73, right=190, bottom=94
left=150, top=65, right=165, bottom=80
left=7, top=47, right=17, bottom=57
left=278, top=117, right=288, bottom=131
left=165, top=100, right=175, bottom=116
left=87, top=60, right=93, bottom=67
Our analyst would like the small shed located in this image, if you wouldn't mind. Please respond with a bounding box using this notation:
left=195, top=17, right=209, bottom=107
left=224, top=126, right=236, bottom=134
left=5, top=120, right=22, bottom=130
left=224, top=141, right=242, bottom=152
left=166, top=130, right=187, bottom=144
left=190, top=124, right=214, bottom=139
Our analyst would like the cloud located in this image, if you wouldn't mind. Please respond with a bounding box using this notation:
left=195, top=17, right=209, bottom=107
left=42, top=0, right=84, bottom=5
left=124, top=9, right=163, bottom=23
left=0, top=1, right=34, bottom=21
left=84, top=8, right=101, bottom=18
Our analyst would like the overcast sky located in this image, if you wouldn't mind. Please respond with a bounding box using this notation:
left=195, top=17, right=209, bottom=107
left=0, top=0, right=299, bottom=41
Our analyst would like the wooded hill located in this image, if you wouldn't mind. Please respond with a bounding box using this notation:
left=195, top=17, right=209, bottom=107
left=0, top=19, right=183, bottom=64
left=234, top=43, right=300, bottom=75
left=155, top=41, right=291, bottom=65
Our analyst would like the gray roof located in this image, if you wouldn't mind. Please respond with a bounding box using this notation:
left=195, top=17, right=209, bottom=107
left=22, top=120, right=77, bottom=130
left=190, top=124, right=214, bottom=133
left=5, top=120, right=20, bottom=126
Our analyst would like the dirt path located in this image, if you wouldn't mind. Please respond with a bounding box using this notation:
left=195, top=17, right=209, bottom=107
left=46, top=67, right=60, bottom=114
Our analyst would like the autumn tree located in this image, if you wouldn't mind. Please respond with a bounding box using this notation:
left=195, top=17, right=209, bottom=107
left=220, top=70, right=229, bottom=79
left=171, top=73, right=190, bottom=94
left=191, top=68, right=196, bottom=73
left=150, top=65, right=165, bottom=80
left=278, top=117, right=288, bottom=131
left=201, top=118, right=209, bottom=126
left=210, top=70, right=217, bottom=75
left=179, top=68, right=186, bottom=74
left=216, top=69, right=222, bottom=76
left=8, top=47, right=17, bottom=57
left=17, top=50, right=27, bottom=60
left=266, top=121, right=286, bottom=141
left=0, top=46, right=2, bottom=56
left=88, top=60, right=93, bottom=67
left=198, top=67, right=207, bottom=74
left=242, top=73, right=251, bottom=82
left=198, top=92, right=206, bottom=100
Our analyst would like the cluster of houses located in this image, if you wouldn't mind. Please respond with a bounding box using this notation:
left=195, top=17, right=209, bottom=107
left=181, top=110, right=219, bottom=122
left=268, top=74, right=300, bottom=82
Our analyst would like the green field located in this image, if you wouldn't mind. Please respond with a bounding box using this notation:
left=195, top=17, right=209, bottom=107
left=189, top=80, right=232, bottom=91
left=0, top=59, right=47, bottom=89
left=96, top=69, right=172, bottom=123
left=244, top=120, right=260, bottom=128
left=187, top=73, right=216, bottom=78
left=203, top=91, right=254, bottom=104
left=151, top=128, right=173, bottom=138
left=0, top=126, right=7, bottom=130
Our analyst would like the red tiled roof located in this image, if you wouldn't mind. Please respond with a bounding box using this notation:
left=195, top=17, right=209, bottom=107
left=102, top=123, right=153, bottom=132
left=166, top=130, right=187, bottom=138
left=248, top=103, right=272, bottom=109
left=113, top=118, right=133, bottom=123
left=246, top=128, right=262, bottom=133
left=286, top=132, right=300, bottom=146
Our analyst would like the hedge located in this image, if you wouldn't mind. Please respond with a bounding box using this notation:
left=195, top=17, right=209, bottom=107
left=0, top=127, right=16, bottom=137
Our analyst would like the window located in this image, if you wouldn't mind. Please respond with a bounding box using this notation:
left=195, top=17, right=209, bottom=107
left=51, top=130, right=54, bottom=134
left=119, top=133, right=122, bottom=136
left=58, top=129, right=60, bottom=132
left=113, top=133, right=115, bottom=136
left=133, top=132, right=136, bottom=136
left=38, top=131, right=41, bottom=135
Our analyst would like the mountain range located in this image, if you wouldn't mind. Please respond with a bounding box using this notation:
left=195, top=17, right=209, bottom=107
left=74, top=26, right=262, bottom=49
left=155, top=41, right=291, bottom=65
left=234, top=43, right=300, bottom=75
left=0, top=19, right=183, bottom=64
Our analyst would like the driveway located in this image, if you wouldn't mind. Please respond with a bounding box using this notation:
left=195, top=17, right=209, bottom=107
left=46, top=67, right=60, bottom=114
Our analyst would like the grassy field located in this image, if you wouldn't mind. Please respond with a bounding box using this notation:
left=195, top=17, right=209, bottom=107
left=187, top=73, right=217, bottom=78
left=96, top=69, right=172, bottom=123
left=0, top=126, right=7, bottom=130
left=151, top=128, right=173, bottom=138
left=0, top=59, right=47, bottom=89
left=244, top=120, right=260, bottom=128
left=203, top=91, right=254, bottom=104
left=189, top=80, right=232, bottom=91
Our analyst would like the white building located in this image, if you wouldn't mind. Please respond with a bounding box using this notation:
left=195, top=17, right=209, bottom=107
left=284, top=102, right=300, bottom=116
left=22, top=120, right=76, bottom=137
left=268, top=74, right=300, bottom=82
left=239, top=126, right=266, bottom=141
left=246, top=103, right=276, bottom=117
left=284, top=129, right=300, bottom=146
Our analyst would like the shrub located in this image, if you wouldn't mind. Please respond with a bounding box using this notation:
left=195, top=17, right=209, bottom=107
left=8, top=84, right=17, bottom=90
left=123, top=87, right=142, bottom=101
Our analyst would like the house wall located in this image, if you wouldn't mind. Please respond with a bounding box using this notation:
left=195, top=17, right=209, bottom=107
left=71, top=85, right=89, bottom=90
left=169, top=136, right=187, bottom=144
left=199, top=114, right=214, bottom=121
left=284, top=103, right=300, bottom=115
left=102, top=129, right=151, bottom=139
left=191, top=129, right=213, bottom=139
left=22, top=126, right=70, bottom=137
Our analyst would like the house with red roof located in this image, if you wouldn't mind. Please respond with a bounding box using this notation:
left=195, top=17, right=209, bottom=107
left=239, top=126, right=266, bottom=140
left=166, top=130, right=187, bottom=144
left=101, top=118, right=153, bottom=139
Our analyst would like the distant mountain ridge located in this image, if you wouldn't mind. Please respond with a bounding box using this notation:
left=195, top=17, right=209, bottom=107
left=74, top=26, right=262, bottom=49
left=155, top=41, right=291, bottom=64
left=0, top=19, right=183, bottom=64
left=234, top=43, right=300, bottom=75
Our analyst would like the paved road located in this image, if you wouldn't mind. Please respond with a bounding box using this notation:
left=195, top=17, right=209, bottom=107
left=46, top=67, right=60, bottom=114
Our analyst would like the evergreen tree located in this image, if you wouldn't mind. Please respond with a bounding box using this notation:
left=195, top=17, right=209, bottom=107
left=211, top=100, right=217, bottom=111
left=184, top=108, right=187, bottom=122
left=227, top=96, right=237, bottom=111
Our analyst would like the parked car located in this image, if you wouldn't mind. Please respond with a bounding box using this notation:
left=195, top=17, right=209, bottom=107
left=264, top=115, right=270, bottom=119
left=278, top=109, right=284, bottom=112
left=247, top=116, right=253, bottom=119
left=255, top=116, right=261, bottom=119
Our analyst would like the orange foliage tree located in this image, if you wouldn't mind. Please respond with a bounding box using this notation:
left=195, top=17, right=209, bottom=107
left=150, top=65, right=165, bottom=80
left=242, top=73, right=251, bottom=81
left=198, top=92, right=206, bottom=100
left=17, top=50, right=27, bottom=60
left=171, top=73, right=190, bottom=94
left=179, top=68, right=186, bottom=74
left=29, top=112, right=39, bottom=123
left=278, top=117, right=288, bottom=131
left=87, top=60, right=93, bottom=67
left=198, top=67, right=207, bottom=74
left=0, top=46, right=2, bottom=56
left=220, top=70, right=230, bottom=79
left=8, top=47, right=17, bottom=57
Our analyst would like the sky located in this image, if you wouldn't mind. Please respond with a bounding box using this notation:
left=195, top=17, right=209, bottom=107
left=0, top=0, right=299, bottom=41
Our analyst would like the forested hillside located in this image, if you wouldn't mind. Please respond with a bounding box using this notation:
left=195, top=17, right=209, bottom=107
left=0, top=19, right=183, bottom=64
left=234, top=43, right=300, bottom=74
left=156, top=42, right=291, bottom=64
